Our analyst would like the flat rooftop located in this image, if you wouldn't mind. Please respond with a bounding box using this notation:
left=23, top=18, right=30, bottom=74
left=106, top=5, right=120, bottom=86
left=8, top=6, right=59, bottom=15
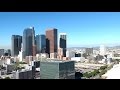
left=41, top=59, right=74, bottom=63
left=46, top=28, right=57, bottom=31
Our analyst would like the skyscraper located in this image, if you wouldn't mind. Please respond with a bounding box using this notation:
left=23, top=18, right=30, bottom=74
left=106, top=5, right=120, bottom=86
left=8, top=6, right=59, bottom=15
left=59, top=33, right=67, bottom=57
left=23, top=27, right=36, bottom=58
left=100, top=45, right=106, bottom=56
left=36, top=34, right=46, bottom=53
left=46, top=28, right=58, bottom=58
left=11, top=35, right=22, bottom=57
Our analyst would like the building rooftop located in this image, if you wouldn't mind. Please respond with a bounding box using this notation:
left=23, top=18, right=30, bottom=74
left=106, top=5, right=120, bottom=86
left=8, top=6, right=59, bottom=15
left=46, top=28, right=57, bottom=31
left=16, top=68, right=32, bottom=73
left=41, top=59, right=74, bottom=63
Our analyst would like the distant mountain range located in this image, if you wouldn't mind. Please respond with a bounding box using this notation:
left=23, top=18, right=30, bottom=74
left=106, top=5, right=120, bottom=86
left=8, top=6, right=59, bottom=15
left=67, top=45, right=120, bottom=50
left=67, top=47, right=99, bottom=50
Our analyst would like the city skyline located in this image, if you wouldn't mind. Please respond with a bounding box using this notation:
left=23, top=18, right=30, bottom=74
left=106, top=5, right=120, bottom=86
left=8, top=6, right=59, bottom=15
left=1, top=12, right=120, bottom=49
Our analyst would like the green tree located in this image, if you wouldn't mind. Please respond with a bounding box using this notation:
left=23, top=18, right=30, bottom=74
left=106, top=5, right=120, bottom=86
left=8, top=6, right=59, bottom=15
left=100, top=65, right=107, bottom=70
left=83, top=69, right=100, bottom=78
left=19, top=62, right=27, bottom=64
left=83, top=72, right=88, bottom=77
left=83, top=72, right=92, bottom=78
left=90, top=72, right=95, bottom=77
left=94, top=69, right=100, bottom=74
left=99, top=70, right=107, bottom=76
left=4, top=77, right=10, bottom=79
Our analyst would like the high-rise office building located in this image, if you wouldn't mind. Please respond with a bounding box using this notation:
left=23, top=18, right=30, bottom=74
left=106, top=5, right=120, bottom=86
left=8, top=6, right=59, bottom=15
left=85, top=48, right=93, bottom=55
left=59, top=33, right=67, bottom=57
left=11, top=35, right=22, bottom=57
left=46, top=28, right=58, bottom=58
left=100, top=45, right=106, bottom=56
left=23, top=27, right=36, bottom=58
left=36, top=34, right=46, bottom=53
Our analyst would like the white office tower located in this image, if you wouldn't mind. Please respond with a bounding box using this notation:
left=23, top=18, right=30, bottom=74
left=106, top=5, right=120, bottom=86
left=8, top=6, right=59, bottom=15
left=100, top=45, right=106, bottom=56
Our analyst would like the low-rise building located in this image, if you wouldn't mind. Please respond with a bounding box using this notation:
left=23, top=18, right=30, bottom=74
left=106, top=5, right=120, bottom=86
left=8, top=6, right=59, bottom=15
left=71, top=57, right=85, bottom=62
left=7, top=64, right=15, bottom=73
left=13, top=66, right=35, bottom=79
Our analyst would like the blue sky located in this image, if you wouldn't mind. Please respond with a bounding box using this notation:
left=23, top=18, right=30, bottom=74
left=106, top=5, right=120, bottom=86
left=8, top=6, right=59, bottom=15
left=0, top=12, right=120, bottom=49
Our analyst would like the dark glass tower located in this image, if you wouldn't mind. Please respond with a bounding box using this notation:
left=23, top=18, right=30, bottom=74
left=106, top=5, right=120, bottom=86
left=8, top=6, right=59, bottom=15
left=36, top=34, right=46, bottom=53
left=59, top=33, right=67, bottom=57
left=11, top=35, right=22, bottom=57
left=23, top=27, right=35, bottom=58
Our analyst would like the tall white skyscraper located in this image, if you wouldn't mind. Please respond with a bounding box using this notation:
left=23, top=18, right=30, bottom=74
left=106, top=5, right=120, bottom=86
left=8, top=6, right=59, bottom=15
left=100, top=45, right=106, bottom=56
